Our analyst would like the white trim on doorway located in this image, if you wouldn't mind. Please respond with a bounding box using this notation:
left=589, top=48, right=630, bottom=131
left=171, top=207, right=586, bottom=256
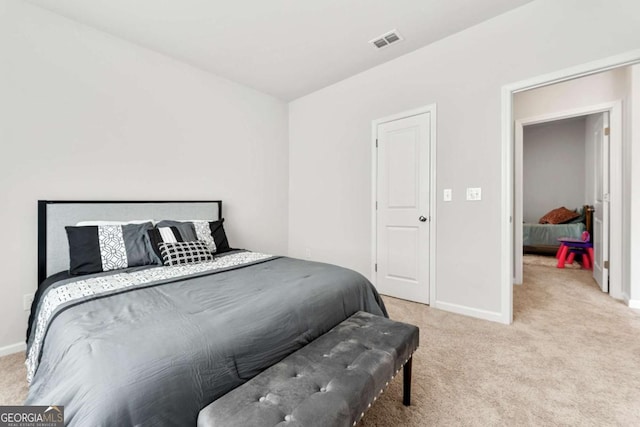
left=371, top=104, right=437, bottom=304
left=501, top=49, right=640, bottom=324
left=513, top=101, right=623, bottom=297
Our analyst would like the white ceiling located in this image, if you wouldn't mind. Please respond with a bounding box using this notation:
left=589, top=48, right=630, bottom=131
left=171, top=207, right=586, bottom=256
left=26, top=0, right=534, bottom=100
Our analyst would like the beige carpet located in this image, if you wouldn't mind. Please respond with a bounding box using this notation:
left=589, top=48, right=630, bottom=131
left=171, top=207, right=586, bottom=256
left=523, top=253, right=582, bottom=270
left=0, top=351, right=27, bottom=405
left=2, top=264, right=640, bottom=426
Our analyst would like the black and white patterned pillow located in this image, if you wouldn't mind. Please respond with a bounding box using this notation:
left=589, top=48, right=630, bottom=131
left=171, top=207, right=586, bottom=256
left=158, top=241, right=214, bottom=266
left=147, top=226, right=191, bottom=261
left=156, top=220, right=216, bottom=252
left=66, top=222, right=157, bottom=275
left=156, top=218, right=231, bottom=254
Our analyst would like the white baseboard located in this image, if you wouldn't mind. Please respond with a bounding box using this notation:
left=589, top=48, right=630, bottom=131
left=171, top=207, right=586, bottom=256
left=0, top=342, right=26, bottom=357
left=628, top=299, right=640, bottom=309
left=433, top=300, right=505, bottom=324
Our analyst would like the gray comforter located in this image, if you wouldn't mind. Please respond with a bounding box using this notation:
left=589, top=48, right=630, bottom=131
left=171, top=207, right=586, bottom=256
left=523, top=222, right=586, bottom=247
left=25, top=253, right=386, bottom=426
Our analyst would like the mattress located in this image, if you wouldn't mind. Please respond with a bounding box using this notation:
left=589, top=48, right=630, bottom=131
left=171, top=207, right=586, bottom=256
left=25, top=250, right=387, bottom=426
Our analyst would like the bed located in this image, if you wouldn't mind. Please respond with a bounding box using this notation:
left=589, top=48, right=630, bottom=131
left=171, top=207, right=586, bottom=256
left=26, top=200, right=387, bottom=426
left=523, top=205, right=593, bottom=254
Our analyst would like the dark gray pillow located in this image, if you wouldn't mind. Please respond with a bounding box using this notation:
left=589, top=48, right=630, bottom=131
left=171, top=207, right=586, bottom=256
left=155, top=220, right=198, bottom=241
left=209, top=219, right=231, bottom=253
left=156, top=220, right=217, bottom=253
left=147, top=225, right=194, bottom=262
left=66, top=222, right=157, bottom=275
left=154, top=219, right=232, bottom=254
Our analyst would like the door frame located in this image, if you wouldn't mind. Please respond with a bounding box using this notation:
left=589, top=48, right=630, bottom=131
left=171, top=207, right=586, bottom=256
left=513, top=102, right=622, bottom=294
left=501, top=49, right=640, bottom=324
left=371, top=104, right=437, bottom=304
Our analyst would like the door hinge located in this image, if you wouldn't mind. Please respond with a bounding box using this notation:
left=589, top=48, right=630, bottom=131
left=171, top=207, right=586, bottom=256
left=376, top=201, right=378, bottom=210
left=375, top=139, right=378, bottom=148
left=604, top=260, right=609, bottom=269
left=375, top=263, right=378, bottom=272
left=604, top=127, right=610, bottom=136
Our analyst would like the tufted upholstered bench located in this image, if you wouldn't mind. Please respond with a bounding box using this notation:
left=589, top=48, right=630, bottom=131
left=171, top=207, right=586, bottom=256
left=197, top=311, right=419, bottom=427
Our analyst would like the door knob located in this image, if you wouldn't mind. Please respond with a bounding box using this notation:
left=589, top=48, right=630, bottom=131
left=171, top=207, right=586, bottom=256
left=419, top=216, right=427, bottom=222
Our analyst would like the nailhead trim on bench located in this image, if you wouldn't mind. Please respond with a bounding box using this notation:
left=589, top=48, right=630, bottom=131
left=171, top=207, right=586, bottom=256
left=351, top=351, right=416, bottom=426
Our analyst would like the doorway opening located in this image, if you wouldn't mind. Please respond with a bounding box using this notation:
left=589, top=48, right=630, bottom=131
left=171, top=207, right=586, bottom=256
left=501, top=51, right=640, bottom=324
left=513, top=92, right=621, bottom=289
left=515, top=108, right=614, bottom=313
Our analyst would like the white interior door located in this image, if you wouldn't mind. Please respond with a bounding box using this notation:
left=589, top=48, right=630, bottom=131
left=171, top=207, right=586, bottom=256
left=513, top=123, right=524, bottom=285
left=592, top=112, right=609, bottom=292
left=376, top=113, right=430, bottom=304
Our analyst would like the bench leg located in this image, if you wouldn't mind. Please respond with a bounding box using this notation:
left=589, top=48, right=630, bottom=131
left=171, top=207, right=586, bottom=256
left=403, top=356, right=412, bottom=406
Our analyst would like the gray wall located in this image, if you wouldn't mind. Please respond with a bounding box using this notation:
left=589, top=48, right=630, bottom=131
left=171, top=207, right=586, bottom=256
left=0, top=0, right=289, bottom=350
left=288, top=0, right=640, bottom=320
left=523, top=118, right=586, bottom=223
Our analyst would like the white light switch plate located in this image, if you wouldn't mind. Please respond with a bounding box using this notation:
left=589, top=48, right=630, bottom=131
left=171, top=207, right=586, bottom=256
left=466, top=187, right=482, bottom=201
left=443, top=189, right=452, bottom=201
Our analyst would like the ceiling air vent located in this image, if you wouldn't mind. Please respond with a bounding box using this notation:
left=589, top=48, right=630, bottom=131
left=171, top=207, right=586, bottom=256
left=369, top=30, right=403, bottom=50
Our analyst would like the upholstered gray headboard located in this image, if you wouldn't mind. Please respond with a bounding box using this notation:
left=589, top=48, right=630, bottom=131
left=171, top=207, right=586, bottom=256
left=38, top=200, right=222, bottom=284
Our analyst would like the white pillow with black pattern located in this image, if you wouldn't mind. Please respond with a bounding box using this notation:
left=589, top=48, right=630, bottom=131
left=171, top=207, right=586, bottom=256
left=158, top=241, right=214, bottom=266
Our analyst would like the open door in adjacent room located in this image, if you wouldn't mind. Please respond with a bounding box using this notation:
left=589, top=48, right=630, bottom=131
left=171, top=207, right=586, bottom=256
left=591, top=112, right=610, bottom=293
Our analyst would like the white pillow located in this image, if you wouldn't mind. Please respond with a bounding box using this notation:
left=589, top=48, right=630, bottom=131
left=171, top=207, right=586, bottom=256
left=76, top=219, right=156, bottom=226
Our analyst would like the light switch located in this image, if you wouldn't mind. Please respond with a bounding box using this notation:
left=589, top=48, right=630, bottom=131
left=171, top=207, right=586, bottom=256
left=466, top=187, right=482, bottom=201
left=443, top=189, right=452, bottom=201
